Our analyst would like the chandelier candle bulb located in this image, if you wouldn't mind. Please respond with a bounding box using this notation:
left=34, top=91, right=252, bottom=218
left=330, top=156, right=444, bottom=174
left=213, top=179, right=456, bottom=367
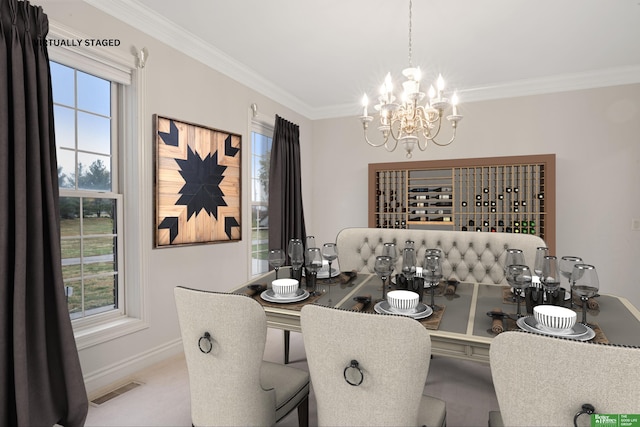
left=452, top=93, right=459, bottom=116
left=362, top=94, right=368, bottom=117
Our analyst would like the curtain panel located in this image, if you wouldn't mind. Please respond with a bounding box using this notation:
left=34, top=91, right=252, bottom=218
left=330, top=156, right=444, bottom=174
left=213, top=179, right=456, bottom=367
left=0, top=0, right=88, bottom=425
left=268, top=115, right=307, bottom=259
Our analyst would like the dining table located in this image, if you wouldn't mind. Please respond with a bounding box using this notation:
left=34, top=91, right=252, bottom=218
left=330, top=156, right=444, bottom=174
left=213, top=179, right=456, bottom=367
left=231, top=267, right=640, bottom=364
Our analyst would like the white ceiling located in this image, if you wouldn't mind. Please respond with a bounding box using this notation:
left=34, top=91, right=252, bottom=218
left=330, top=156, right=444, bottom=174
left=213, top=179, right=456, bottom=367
left=84, top=0, right=640, bottom=119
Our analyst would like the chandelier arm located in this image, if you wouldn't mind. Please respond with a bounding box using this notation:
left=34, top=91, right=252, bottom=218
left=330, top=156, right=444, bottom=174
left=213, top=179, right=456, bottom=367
left=415, top=137, right=428, bottom=152
left=430, top=128, right=457, bottom=146
left=363, top=129, right=391, bottom=148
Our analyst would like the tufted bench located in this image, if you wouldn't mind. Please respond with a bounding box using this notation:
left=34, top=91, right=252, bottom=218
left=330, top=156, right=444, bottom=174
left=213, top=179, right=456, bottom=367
left=336, top=227, right=546, bottom=285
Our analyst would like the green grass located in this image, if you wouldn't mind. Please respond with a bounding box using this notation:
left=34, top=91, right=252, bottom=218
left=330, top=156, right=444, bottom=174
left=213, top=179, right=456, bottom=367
left=61, top=217, right=117, bottom=317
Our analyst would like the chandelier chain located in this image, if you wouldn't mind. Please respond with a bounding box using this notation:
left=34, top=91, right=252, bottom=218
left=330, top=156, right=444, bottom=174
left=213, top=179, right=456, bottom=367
left=408, top=0, right=413, bottom=67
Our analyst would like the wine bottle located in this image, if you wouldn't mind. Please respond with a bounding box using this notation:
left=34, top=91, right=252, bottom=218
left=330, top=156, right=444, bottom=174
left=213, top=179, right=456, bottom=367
left=498, top=194, right=504, bottom=200
left=483, top=188, right=489, bottom=193
left=462, top=226, right=468, bottom=231
left=490, top=227, right=497, bottom=232
left=490, top=207, right=497, bottom=213
left=434, top=202, right=453, bottom=207
left=529, top=227, right=535, bottom=234
left=409, top=216, right=425, bottom=221
left=461, top=201, right=468, bottom=207
left=410, top=195, right=429, bottom=200
left=411, top=209, right=427, bottom=214
left=409, top=202, right=427, bottom=207
left=483, top=201, right=489, bottom=207
left=410, top=188, right=429, bottom=192
left=475, top=201, right=482, bottom=207
left=468, top=220, right=475, bottom=226
left=537, top=193, right=544, bottom=199
left=490, top=201, right=496, bottom=207
left=431, top=216, right=452, bottom=222
left=432, top=194, right=451, bottom=200
left=475, top=195, right=482, bottom=200
left=498, top=220, right=505, bottom=227
left=483, top=220, right=489, bottom=227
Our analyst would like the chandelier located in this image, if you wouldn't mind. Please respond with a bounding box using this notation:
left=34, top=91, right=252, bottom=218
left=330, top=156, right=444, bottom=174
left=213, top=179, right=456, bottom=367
left=359, top=0, right=463, bottom=158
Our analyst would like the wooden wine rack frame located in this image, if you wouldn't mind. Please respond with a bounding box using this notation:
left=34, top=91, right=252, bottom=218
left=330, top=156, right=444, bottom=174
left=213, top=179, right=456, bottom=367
left=368, top=154, right=556, bottom=254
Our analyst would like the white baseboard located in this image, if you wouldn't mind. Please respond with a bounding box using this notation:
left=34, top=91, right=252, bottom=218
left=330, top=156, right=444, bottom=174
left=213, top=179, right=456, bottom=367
left=83, top=338, right=183, bottom=398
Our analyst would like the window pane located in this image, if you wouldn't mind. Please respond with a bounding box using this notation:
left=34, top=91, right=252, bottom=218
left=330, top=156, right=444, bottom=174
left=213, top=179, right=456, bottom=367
left=77, top=71, right=110, bottom=116
left=61, top=238, right=81, bottom=273
left=65, top=280, right=82, bottom=319
left=51, top=62, right=75, bottom=107
left=57, top=148, right=76, bottom=189
left=54, top=105, right=76, bottom=149
left=83, top=236, right=115, bottom=258
left=78, top=154, right=111, bottom=191
left=77, top=111, right=111, bottom=154
left=60, top=198, right=80, bottom=233
left=82, top=199, right=115, bottom=233
left=84, top=275, right=116, bottom=312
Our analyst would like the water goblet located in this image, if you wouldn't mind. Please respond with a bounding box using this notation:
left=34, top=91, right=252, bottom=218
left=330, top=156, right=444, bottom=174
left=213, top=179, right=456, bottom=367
left=560, top=256, right=583, bottom=308
left=424, top=254, right=443, bottom=310
left=305, top=235, right=316, bottom=251
left=374, top=255, right=392, bottom=301
left=305, top=247, right=323, bottom=296
left=321, top=243, right=338, bottom=284
left=382, top=242, right=398, bottom=291
left=402, top=247, right=417, bottom=294
left=571, top=263, right=599, bottom=326
left=288, top=239, right=304, bottom=281
left=505, top=264, right=532, bottom=318
left=268, top=249, right=286, bottom=280
left=504, top=248, right=525, bottom=300
left=540, top=255, right=561, bottom=304
left=424, top=248, right=442, bottom=288
left=404, top=240, right=415, bottom=250
left=532, top=247, right=548, bottom=301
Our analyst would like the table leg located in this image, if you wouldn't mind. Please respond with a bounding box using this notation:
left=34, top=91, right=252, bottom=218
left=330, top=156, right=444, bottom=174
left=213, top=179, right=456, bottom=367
left=284, top=330, right=290, bottom=364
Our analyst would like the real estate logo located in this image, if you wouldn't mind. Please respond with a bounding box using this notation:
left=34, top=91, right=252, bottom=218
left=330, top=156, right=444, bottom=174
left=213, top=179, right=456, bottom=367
left=592, top=414, right=640, bottom=427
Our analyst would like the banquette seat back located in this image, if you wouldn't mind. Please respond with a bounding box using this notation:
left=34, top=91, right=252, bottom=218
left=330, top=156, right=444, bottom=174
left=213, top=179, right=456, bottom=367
left=336, top=227, right=546, bottom=285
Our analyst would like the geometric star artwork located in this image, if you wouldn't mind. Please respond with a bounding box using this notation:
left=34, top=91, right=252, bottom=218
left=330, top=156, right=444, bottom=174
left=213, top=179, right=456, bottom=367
left=154, top=115, right=241, bottom=247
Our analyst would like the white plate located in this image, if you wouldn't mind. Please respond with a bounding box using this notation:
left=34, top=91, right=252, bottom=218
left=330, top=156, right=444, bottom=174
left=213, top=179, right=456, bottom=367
left=517, top=316, right=595, bottom=341
left=261, top=288, right=309, bottom=303
left=374, top=301, right=433, bottom=320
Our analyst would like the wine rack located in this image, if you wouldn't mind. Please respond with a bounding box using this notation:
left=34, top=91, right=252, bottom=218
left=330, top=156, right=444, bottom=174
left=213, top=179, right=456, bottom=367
left=369, top=154, right=556, bottom=253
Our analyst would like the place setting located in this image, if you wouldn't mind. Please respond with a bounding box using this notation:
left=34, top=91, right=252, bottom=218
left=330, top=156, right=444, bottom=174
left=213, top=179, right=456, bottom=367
left=490, top=252, right=607, bottom=342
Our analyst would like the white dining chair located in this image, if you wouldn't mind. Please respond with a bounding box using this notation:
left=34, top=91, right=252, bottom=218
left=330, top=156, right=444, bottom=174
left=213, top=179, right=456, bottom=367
left=300, top=304, right=446, bottom=427
left=489, top=330, right=640, bottom=426
left=174, top=286, right=309, bottom=426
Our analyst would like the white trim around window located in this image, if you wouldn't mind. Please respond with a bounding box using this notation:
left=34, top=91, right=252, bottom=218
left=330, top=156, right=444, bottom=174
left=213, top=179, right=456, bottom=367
left=48, top=20, right=150, bottom=349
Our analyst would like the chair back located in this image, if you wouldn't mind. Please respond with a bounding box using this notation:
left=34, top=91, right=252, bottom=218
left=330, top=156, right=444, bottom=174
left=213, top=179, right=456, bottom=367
left=174, top=287, right=276, bottom=426
left=490, top=331, right=640, bottom=426
left=301, top=304, right=432, bottom=426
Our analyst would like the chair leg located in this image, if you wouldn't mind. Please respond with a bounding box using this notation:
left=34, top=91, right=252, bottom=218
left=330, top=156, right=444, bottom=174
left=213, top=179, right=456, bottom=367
left=284, top=330, right=290, bottom=364
left=296, top=395, right=309, bottom=427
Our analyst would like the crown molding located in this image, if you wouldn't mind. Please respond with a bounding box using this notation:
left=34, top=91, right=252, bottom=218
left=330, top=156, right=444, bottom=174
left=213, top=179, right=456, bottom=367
left=83, top=0, right=640, bottom=121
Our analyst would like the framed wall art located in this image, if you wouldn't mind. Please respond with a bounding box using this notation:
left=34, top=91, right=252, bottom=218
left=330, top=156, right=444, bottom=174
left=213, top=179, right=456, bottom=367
left=154, top=115, right=241, bottom=247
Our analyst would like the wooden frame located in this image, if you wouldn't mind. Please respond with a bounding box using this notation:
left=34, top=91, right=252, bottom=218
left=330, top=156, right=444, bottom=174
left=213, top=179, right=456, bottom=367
left=154, top=115, right=241, bottom=247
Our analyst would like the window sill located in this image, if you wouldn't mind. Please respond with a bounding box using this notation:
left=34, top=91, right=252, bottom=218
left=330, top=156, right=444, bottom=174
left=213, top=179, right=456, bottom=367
left=74, top=315, right=148, bottom=350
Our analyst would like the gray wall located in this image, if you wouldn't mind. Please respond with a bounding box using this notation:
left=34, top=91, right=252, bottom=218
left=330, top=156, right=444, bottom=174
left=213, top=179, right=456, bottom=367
left=40, top=1, right=640, bottom=395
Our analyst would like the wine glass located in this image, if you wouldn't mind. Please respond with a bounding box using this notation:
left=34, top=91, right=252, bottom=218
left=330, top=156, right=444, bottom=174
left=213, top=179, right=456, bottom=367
left=424, top=254, right=443, bottom=310
left=402, top=247, right=417, bottom=289
left=381, top=242, right=398, bottom=291
left=532, top=247, right=548, bottom=301
left=424, top=248, right=442, bottom=288
left=404, top=240, right=415, bottom=250
left=288, top=239, right=304, bottom=281
left=540, top=255, right=561, bottom=304
left=321, top=243, right=338, bottom=284
left=305, top=247, right=323, bottom=296
left=560, top=256, right=583, bottom=308
left=505, top=264, right=532, bottom=318
left=268, top=249, right=286, bottom=280
left=571, top=263, right=599, bottom=326
left=305, top=235, right=316, bottom=251
left=504, top=248, right=525, bottom=300
left=374, top=255, right=392, bottom=301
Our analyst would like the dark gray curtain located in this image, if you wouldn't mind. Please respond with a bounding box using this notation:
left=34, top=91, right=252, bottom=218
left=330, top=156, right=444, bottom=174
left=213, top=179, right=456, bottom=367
left=0, top=0, right=88, bottom=425
left=268, top=115, right=306, bottom=257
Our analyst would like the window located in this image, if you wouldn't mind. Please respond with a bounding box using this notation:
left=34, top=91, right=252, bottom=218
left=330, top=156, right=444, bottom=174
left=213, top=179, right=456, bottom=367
left=250, top=123, right=273, bottom=276
left=52, top=61, right=123, bottom=320
left=48, top=24, right=148, bottom=348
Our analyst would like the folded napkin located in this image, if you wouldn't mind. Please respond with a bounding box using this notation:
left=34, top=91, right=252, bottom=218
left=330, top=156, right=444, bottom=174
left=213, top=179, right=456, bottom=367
left=351, top=294, right=372, bottom=312
left=490, top=307, right=504, bottom=334
left=245, top=284, right=267, bottom=297
left=573, top=295, right=599, bottom=310
left=339, top=270, right=357, bottom=285
left=444, top=280, right=459, bottom=295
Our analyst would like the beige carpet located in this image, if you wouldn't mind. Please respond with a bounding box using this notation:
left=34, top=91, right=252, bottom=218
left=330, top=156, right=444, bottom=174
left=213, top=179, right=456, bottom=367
left=85, top=329, right=499, bottom=426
